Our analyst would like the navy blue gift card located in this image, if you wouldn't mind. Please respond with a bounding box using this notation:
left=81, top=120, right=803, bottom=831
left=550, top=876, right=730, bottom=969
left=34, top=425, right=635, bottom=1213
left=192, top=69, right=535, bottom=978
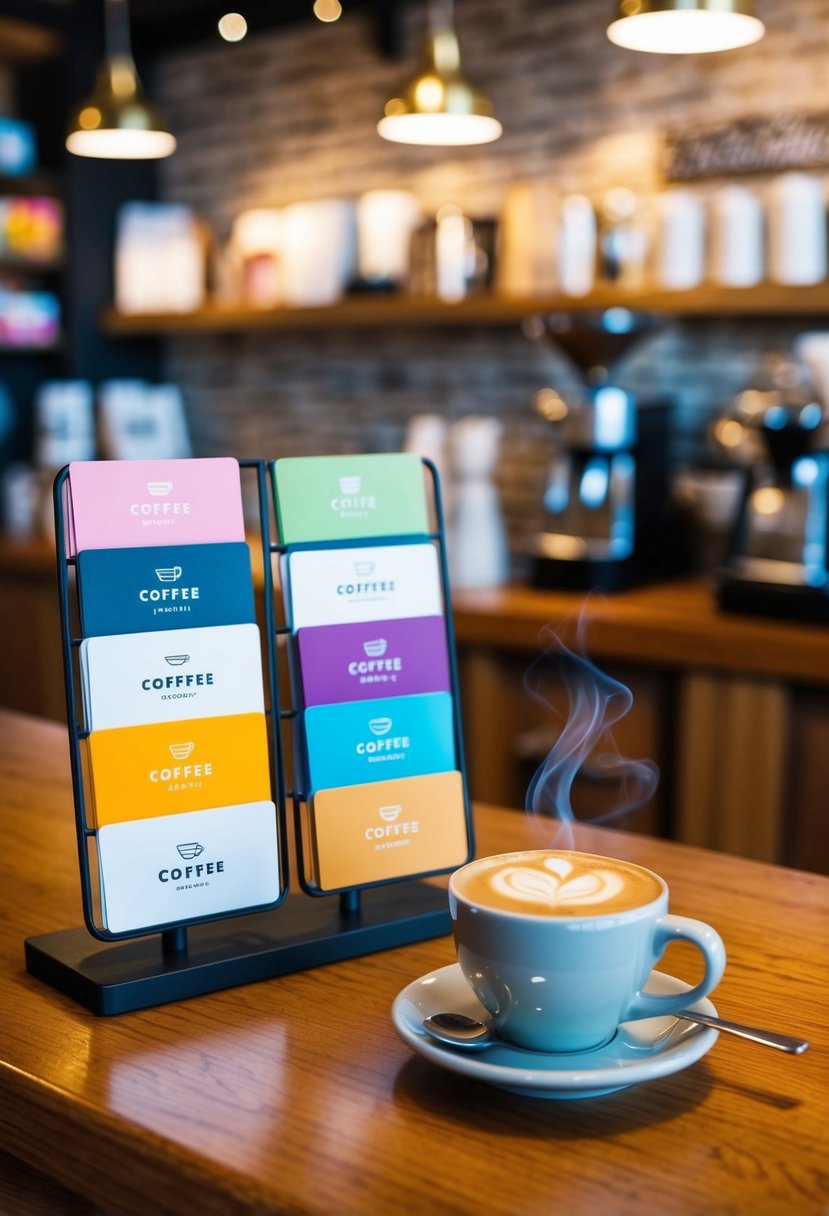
left=77, top=542, right=256, bottom=637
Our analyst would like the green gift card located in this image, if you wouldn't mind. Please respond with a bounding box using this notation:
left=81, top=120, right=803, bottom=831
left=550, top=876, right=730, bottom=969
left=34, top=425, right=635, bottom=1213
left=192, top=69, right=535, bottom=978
left=274, top=454, right=430, bottom=543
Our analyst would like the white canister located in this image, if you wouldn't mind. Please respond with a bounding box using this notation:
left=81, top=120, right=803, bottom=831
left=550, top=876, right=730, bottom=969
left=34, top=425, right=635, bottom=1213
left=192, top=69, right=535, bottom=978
left=558, top=194, right=596, bottom=297
left=655, top=190, right=706, bottom=290
left=448, top=416, right=509, bottom=589
left=356, top=190, right=421, bottom=287
left=767, top=173, right=827, bottom=286
left=404, top=412, right=451, bottom=523
left=280, top=199, right=357, bottom=307
left=435, top=205, right=471, bottom=303
left=710, top=185, right=764, bottom=287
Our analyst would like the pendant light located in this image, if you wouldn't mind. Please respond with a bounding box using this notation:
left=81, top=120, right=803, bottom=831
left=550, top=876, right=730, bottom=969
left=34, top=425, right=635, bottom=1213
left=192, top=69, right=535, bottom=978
left=66, top=0, right=176, bottom=159
left=607, top=0, right=764, bottom=54
left=377, top=0, right=502, bottom=147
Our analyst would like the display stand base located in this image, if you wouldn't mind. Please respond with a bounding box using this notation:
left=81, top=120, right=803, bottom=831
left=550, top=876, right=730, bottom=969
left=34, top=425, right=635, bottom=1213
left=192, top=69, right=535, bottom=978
left=25, top=881, right=451, bottom=1016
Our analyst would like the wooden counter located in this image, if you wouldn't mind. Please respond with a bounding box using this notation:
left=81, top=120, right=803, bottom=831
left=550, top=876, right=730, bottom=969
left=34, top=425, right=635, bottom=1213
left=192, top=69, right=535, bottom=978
left=1, top=710, right=828, bottom=1216
left=452, top=579, right=829, bottom=685
left=450, top=581, right=829, bottom=875
left=0, top=537, right=64, bottom=721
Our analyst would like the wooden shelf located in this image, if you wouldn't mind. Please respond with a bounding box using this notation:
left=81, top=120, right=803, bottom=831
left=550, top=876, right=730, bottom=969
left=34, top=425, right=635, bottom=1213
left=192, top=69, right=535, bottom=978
left=0, top=173, right=61, bottom=199
left=0, top=255, right=63, bottom=275
left=101, top=282, right=829, bottom=336
left=0, top=16, right=63, bottom=64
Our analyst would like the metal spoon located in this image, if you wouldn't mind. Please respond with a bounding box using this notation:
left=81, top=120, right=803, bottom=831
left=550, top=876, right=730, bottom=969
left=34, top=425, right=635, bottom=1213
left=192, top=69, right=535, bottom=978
left=422, top=1011, right=809, bottom=1054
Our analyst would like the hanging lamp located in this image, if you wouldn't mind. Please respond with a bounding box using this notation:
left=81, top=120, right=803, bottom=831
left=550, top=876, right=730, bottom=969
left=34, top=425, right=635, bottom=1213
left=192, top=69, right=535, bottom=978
left=607, top=0, right=764, bottom=54
left=377, top=0, right=502, bottom=146
left=66, top=0, right=176, bottom=159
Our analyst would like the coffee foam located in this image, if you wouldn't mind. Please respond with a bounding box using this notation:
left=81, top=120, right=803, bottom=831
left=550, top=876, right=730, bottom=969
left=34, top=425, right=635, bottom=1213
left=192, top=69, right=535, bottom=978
left=453, top=850, right=663, bottom=917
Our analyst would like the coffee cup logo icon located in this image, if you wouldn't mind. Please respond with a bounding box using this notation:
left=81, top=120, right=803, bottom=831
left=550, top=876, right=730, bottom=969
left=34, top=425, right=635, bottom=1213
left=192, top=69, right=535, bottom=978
left=368, top=717, right=392, bottom=736
left=169, top=741, right=195, bottom=760
left=354, top=561, right=375, bottom=576
left=155, top=566, right=182, bottom=583
left=164, top=654, right=190, bottom=666
left=339, top=475, right=361, bottom=495
left=176, top=842, right=204, bottom=859
left=363, top=638, right=387, bottom=658
left=379, top=805, right=402, bottom=823
left=146, top=481, right=173, bottom=497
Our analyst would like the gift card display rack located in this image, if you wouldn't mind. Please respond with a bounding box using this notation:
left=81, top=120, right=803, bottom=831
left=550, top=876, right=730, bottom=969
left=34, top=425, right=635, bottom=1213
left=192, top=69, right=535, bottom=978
left=24, top=456, right=473, bottom=1014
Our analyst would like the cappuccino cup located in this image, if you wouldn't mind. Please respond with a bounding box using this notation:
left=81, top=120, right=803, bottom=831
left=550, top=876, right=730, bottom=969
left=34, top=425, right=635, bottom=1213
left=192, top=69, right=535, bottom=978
left=449, top=849, right=726, bottom=1053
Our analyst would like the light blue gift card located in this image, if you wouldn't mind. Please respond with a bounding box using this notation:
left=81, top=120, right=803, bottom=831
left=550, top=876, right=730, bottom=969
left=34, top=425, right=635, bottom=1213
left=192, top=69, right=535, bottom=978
left=303, top=692, right=455, bottom=792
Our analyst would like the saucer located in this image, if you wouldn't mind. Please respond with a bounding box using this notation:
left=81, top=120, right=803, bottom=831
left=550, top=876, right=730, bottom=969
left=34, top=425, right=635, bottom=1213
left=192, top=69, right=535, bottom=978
left=391, top=964, right=719, bottom=1099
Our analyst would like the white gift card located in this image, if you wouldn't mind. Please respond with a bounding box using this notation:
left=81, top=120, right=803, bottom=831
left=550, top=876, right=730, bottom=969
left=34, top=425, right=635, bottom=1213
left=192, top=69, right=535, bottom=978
left=80, top=624, right=265, bottom=730
left=287, top=543, right=443, bottom=630
left=97, top=801, right=280, bottom=933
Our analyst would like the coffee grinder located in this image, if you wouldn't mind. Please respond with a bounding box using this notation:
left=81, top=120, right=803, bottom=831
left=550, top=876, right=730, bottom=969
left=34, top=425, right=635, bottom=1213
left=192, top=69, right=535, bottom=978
left=716, top=353, right=829, bottom=620
left=525, top=309, right=678, bottom=592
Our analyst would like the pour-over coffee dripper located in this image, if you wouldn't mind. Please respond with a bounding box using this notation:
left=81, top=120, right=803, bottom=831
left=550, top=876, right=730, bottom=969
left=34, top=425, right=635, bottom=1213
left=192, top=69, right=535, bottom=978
left=523, top=308, right=660, bottom=387
left=523, top=309, right=673, bottom=592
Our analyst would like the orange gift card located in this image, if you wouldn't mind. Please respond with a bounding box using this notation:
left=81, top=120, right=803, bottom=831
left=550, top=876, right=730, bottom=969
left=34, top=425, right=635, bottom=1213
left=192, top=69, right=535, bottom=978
left=87, top=713, right=271, bottom=827
left=309, top=771, right=469, bottom=891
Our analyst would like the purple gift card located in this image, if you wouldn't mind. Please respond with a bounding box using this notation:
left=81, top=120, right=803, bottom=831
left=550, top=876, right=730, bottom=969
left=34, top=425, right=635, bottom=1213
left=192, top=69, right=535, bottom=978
left=296, top=616, right=450, bottom=707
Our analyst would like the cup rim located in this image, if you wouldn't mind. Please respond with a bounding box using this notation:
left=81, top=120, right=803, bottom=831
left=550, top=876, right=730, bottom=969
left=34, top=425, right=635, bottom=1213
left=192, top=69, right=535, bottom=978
left=448, top=848, right=667, bottom=921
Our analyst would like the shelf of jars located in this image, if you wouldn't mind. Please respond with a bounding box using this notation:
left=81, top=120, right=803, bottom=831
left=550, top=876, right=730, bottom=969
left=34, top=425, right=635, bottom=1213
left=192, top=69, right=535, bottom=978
left=100, top=282, right=829, bottom=335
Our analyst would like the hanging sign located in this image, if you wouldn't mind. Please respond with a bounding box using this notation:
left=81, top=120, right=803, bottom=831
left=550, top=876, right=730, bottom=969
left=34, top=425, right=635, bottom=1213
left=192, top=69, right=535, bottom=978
left=663, top=110, right=829, bottom=181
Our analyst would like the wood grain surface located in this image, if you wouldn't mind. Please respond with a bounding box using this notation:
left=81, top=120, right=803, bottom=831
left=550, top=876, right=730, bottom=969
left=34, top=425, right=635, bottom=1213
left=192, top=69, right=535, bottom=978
left=1, top=710, right=828, bottom=1216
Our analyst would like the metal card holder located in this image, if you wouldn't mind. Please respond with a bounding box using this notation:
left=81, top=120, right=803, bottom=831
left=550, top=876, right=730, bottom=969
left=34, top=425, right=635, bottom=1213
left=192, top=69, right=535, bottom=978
left=25, top=456, right=469, bottom=1015
left=271, top=457, right=474, bottom=900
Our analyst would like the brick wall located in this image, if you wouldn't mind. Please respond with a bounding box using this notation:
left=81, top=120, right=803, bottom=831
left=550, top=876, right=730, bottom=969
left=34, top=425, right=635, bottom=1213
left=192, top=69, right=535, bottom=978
left=153, top=0, right=829, bottom=565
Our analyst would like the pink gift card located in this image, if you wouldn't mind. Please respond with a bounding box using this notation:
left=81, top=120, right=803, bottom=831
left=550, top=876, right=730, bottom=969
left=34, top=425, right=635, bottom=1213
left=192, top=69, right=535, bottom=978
left=67, top=459, right=245, bottom=554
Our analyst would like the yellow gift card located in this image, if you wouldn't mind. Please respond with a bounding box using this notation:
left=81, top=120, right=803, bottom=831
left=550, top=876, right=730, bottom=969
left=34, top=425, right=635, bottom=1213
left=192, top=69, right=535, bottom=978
left=88, top=713, right=271, bottom=826
left=310, top=771, right=470, bottom=891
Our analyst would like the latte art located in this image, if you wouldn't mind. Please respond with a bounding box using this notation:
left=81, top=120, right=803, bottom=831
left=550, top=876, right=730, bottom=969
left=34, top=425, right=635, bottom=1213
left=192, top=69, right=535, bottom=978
left=452, top=850, right=663, bottom=917
left=491, top=857, right=624, bottom=910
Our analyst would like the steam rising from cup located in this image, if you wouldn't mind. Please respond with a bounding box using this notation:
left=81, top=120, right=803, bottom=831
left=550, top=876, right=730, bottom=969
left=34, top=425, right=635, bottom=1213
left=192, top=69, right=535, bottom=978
left=524, top=614, right=659, bottom=846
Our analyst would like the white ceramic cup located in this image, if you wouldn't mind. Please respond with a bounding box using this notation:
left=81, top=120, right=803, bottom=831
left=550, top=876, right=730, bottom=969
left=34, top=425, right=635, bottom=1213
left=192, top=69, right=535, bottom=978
left=449, top=849, right=726, bottom=1053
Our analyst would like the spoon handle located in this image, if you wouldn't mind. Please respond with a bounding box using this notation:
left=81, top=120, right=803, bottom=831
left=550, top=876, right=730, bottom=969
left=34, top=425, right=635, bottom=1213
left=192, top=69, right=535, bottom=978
left=677, top=1009, right=809, bottom=1054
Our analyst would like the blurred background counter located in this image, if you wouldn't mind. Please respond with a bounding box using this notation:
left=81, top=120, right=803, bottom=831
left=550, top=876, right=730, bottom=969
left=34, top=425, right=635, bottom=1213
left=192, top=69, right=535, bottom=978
left=2, top=531, right=827, bottom=878
left=452, top=580, right=829, bottom=880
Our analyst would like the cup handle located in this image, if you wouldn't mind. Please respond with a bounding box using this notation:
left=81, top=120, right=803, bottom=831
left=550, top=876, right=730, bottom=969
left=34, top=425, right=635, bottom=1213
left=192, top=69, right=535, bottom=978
left=623, top=914, right=726, bottom=1021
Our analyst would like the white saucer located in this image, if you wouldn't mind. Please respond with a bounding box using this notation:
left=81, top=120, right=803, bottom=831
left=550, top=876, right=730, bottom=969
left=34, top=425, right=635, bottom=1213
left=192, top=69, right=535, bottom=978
left=392, top=963, right=719, bottom=1099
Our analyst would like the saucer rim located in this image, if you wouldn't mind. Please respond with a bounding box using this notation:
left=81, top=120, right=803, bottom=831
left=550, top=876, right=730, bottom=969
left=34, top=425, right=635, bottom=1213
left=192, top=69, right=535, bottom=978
left=391, top=963, right=719, bottom=1095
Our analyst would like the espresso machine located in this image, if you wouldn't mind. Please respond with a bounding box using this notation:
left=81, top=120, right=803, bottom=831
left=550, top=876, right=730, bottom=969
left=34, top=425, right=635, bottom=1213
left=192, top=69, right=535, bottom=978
left=525, top=309, right=680, bottom=592
left=716, top=353, right=829, bottom=620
